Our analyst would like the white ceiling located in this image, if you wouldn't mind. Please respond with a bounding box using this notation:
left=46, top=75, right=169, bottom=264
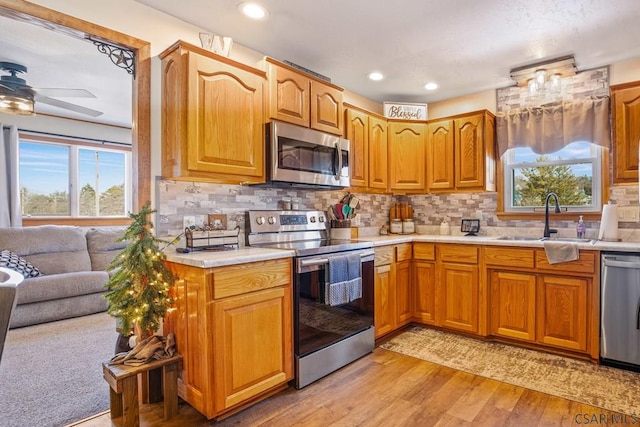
left=0, top=14, right=132, bottom=128
left=136, top=0, right=640, bottom=104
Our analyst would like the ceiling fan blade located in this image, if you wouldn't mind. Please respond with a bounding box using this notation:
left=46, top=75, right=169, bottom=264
left=34, top=94, right=103, bottom=117
left=0, top=82, right=16, bottom=91
left=33, top=88, right=96, bottom=98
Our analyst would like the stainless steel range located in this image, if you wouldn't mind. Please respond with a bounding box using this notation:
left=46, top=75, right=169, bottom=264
left=246, top=210, right=375, bottom=388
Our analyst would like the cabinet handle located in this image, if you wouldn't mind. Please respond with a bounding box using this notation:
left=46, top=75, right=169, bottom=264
left=334, top=142, right=342, bottom=181
left=636, top=297, right=640, bottom=330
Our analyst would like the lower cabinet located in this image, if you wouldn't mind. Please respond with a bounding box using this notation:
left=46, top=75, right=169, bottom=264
left=486, top=246, right=596, bottom=358
left=165, top=258, right=293, bottom=420
left=374, top=243, right=412, bottom=338
left=537, top=275, right=588, bottom=352
left=439, top=261, right=479, bottom=333
left=489, top=270, right=536, bottom=342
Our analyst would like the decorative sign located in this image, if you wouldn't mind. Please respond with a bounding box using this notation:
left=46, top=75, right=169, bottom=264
left=383, top=102, right=428, bottom=121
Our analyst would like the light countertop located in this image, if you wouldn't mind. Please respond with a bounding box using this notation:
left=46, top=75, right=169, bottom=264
left=165, top=247, right=295, bottom=268
left=164, top=234, right=640, bottom=269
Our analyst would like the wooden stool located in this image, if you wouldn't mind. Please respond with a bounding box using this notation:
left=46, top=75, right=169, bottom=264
left=102, top=354, right=182, bottom=427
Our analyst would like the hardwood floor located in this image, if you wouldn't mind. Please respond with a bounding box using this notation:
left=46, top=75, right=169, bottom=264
left=73, top=348, right=623, bottom=426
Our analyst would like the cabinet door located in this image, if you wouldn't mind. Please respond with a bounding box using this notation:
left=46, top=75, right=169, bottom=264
left=395, top=260, right=412, bottom=326
left=213, top=286, right=293, bottom=411
left=413, top=261, right=436, bottom=325
left=310, top=80, right=343, bottom=135
left=388, top=122, right=426, bottom=191
left=346, top=109, right=369, bottom=188
left=426, top=119, right=454, bottom=191
left=537, top=275, right=588, bottom=352
left=439, top=262, right=479, bottom=333
left=454, top=113, right=484, bottom=189
left=268, top=63, right=310, bottom=127
left=489, top=270, right=536, bottom=342
left=187, top=53, right=265, bottom=179
left=612, top=83, right=640, bottom=183
left=374, top=264, right=395, bottom=338
left=368, top=115, right=389, bottom=190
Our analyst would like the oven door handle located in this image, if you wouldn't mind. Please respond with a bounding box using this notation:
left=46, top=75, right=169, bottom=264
left=298, top=251, right=375, bottom=273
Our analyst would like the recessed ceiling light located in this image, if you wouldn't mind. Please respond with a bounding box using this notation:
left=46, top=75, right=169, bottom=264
left=368, top=72, right=384, bottom=81
left=238, top=2, right=268, bottom=20
left=424, top=82, right=438, bottom=90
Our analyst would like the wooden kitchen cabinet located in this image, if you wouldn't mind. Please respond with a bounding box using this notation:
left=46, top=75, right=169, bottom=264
left=611, top=81, right=640, bottom=183
left=412, top=243, right=436, bottom=325
left=345, top=105, right=388, bottom=190
left=537, top=275, right=588, bottom=352
left=489, top=270, right=537, bottom=342
left=437, top=244, right=479, bottom=334
left=485, top=246, right=598, bottom=358
left=164, top=258, right=293, bottom=420
left=426, top=110, right=496, bottom=192
left=373, top=243, right=412, bottom=338
left=266, top=57, right=343, bottom=135
left=160, top=41, right=266, bottom=184
left=388, top=120, right=426, bottom=191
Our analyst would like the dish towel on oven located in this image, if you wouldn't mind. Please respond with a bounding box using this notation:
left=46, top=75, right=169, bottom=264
left=326, top=253, right=362, bottom=306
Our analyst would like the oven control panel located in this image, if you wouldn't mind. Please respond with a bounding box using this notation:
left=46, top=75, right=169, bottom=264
left=247, top=210, right=327, bottom=234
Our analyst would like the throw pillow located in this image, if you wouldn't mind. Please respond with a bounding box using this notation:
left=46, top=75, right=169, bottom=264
left=0, top=250, right=41, bottom=278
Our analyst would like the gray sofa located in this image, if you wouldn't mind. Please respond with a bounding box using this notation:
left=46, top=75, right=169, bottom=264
left=0, top=225, right=126, bottom=329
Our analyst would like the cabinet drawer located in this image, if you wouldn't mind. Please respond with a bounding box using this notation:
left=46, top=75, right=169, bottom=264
left=535, top=250, right=596, bottom=274
left=213, top=258, right=292, bottom=299
left=413, top=243, right=435, bottom=261
left=396, top=243, right=413, bottom=262
left=375, top=246, right=394, bottom=266
left=484, top=247, right=535, bottom=268
left=438, top=244, right=478, bottom=264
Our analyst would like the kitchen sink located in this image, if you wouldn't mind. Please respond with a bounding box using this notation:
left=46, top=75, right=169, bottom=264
left=494, top=236, right=595, bottom=244
left=494, top=236, right=541, bottom=241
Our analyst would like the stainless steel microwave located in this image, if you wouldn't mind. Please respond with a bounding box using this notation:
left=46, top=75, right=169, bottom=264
left=266, top=120, right=350, bottom=188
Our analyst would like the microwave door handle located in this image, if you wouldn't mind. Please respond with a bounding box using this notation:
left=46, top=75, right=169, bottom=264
left=334, top=142, right=342, bottom=181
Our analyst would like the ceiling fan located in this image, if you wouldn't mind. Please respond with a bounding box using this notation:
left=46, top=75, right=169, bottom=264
left=0, top=61, right=103, bottom=117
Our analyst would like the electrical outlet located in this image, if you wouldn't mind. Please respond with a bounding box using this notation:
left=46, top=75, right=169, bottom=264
left=617, top=206, right=639, bottom=222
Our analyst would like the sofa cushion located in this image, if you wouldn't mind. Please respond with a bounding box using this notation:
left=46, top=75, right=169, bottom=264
left=0, top=226, right=91, bottom=274
left=0, top=250, right=41, bottom=278
left=16, top=271, right=109, bottom=305
left=86, top=227, right=128, bottom=272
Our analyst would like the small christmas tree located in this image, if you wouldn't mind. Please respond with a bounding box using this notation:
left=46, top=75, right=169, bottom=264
left=105, top=201, right=176, bottom=339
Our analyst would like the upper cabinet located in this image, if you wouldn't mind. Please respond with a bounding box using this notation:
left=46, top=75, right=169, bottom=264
left=345, top=105, right=388, bottom=190
left=266, top=58, right=344, bottom=135
left=160, top=41, right=266, bottom=184
left=611, top=81, right=640, bottom=183
left=426, top=110, right=496, bottom=193
left=388, top=120, right=426, bottom=191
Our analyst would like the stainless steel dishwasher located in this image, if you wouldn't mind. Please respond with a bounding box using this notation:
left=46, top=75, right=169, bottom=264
left=601, top=253, right=640, bottom=372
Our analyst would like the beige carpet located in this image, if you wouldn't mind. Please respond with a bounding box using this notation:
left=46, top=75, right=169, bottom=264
left=381, top=326, right=640, bottom=416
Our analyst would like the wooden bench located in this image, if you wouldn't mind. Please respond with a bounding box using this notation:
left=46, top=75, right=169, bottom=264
left=102, top=353, right=182, bottom=427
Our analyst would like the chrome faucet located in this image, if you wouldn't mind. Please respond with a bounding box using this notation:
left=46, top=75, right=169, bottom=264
left=543, top=192, right=561, bottom=238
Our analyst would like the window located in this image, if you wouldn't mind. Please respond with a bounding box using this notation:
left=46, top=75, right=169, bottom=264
left=19, top=135, right=131, bottom=218
left=503, top=140, right=602, bottom=213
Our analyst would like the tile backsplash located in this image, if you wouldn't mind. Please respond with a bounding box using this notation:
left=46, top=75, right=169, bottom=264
left=157, top=179, right=640, bottom=243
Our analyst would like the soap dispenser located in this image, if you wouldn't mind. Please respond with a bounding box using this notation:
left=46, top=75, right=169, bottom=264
left=440, top=220, right=450, bottom=236
left=576, top=215, right=586, bottom=239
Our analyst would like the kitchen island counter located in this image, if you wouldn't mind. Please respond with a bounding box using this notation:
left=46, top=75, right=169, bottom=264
left=164, top=246, right=295, bottom=268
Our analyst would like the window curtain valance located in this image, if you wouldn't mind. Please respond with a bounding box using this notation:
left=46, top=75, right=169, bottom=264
left=495, top=97, right=611, bottom=157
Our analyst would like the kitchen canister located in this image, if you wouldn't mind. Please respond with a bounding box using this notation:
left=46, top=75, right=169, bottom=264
left=390, top=219, right=402, bottom=234
left=331, top=219, right=351, bottom=240
left=402, top=219, right=415, bottom=234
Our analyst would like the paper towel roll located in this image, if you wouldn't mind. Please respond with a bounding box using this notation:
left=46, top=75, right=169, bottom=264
left=598, top=202, right=618, bottom=241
